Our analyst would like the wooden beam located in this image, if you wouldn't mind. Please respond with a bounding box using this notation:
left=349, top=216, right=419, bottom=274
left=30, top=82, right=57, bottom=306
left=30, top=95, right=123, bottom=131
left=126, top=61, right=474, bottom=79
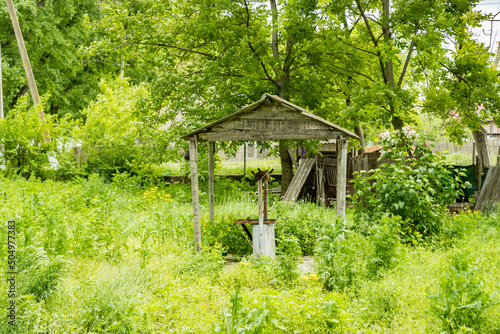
left=198, top=130, right=343, bottom=142
left=317, top=168, right=326, bottom=207
left=189, top=135, right=202, bottom=251
left=243, top=144, right=247, bottom=176
left=497, top=145, right=499, bottom=167
left=6, top=0, right=50, bottom=141
left=336, top=136, right=347, bottom=219
left=258, top=178, right=264, bottom=258
left=208, top=141, right=215, bottom=222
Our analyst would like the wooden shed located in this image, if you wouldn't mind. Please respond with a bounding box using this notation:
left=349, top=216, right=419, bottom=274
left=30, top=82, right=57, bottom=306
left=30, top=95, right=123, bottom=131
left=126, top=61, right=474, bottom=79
left=181, top=93, right=360, bottom=251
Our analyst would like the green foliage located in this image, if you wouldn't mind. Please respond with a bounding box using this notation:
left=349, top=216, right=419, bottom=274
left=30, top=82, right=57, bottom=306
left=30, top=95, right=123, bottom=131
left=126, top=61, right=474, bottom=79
left=203, top=212, right=252, bottom=257
left=351, top=127, right=465, bottom=237
left=275, top=235, right=301, bottom=284
left=79, top=77, right=170, bottom=181
left=366, top=216, right=401, bottom=279
left=17, top=245, right=71, bottom=301
left=315, top=227, right=371, bottom=291
left=427, top=252, right=499, bottom=332
left=0, top=0, right=103, bottom=117
left=213, top=287, right=351, bottom=333
left=316, top=215, right=402, bottom=291
left=275, top=202, right=333, bottom=256
left=0, top=95, right=76, bottom=178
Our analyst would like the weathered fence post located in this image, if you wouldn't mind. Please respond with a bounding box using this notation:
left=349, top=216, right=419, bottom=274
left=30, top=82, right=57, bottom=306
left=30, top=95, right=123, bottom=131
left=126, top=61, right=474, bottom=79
left=208, top=141, right=215, bottom=222
left=336, top=136, right=347, bottom=219
left=189, top=135, right=202, bottom=251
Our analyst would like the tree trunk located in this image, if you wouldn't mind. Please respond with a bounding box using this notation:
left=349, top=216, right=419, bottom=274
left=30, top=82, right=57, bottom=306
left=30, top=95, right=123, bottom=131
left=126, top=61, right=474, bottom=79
left=269, top=0, right=294, bottom=196
left=473, top=127, right=491, bottom=168
left=279, top=139, right=294, bottom=195
left=354, top=120, right=366, bottom=154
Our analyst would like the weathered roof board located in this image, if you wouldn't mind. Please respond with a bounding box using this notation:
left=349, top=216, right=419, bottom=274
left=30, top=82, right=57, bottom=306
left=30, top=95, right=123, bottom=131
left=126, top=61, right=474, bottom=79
left=476, top=166, right=500, bottom=212
left=181, top=94, right=360, bottom=142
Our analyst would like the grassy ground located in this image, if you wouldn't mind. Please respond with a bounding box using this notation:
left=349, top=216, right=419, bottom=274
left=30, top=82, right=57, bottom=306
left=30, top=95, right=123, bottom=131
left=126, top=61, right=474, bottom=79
left=156, top=158, right=282, bottom=176
left=0, top=175, right=499, bottom=333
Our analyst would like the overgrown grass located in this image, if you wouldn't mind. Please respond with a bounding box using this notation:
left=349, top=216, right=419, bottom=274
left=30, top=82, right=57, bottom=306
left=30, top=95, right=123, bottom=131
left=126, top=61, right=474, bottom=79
left=155, top=158, right=282, bottom=176
left=0, top=175, right=499, bottom=333
left=444, top=152, right=473, bottom=166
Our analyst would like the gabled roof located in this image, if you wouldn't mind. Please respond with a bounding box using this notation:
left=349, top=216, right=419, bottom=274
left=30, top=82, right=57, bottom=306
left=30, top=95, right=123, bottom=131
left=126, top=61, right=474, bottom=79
left=181, top=93, right=360, bottom=142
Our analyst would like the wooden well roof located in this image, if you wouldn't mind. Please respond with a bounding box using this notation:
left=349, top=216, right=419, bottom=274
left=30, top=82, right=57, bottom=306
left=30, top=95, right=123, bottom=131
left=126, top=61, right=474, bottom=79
left=181, top=93, right=360, bottom=142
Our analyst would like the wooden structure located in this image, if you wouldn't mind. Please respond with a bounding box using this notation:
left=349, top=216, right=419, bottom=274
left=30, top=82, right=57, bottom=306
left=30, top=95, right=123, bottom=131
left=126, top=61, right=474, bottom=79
left=181, top=93, right=360, bottom=251
left=476, top=166, right=500, bottom=212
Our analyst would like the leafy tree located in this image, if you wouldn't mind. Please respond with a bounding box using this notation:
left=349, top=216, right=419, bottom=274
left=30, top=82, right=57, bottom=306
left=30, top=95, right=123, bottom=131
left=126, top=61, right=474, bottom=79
left=80, top=0, right=344, bottom=194
left=0, top=0, right=107, bottom=117
left=317, top=0, right=500, bottom=143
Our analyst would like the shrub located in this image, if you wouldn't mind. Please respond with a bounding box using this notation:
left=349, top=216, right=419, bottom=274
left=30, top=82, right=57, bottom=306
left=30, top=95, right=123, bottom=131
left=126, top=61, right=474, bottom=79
left=212, top=287, right=352, bottom=333
left=78, top=77, right=170, bottom=180
left=426, top=252, right=499, bottom=332
left=315, top=227, right=370, bottom=291
left=351, top=126, right=465, bottom=237
left=0, top=95, right=78, bottom=179
left=275, top=235, right=302, bottom=284
left=366, top=215, right=402, bottom=278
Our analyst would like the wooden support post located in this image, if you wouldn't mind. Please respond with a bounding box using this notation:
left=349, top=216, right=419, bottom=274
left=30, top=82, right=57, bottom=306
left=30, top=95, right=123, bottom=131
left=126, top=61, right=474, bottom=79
left=6, top=0, right=49, bottom=141
left=0, top=41, right=3, bottom=119
left=336, top=136, right=347, bottom=219
left=208, top=141, right=215, bottom=222
left=257, top=178, right=264, bottom=258
left=477, top=154, right=483, bottom=192
left=317, top=168, right=325, bottom=207
left=264, top=180, right=268, bottom=220
left=189, top=135, right=202, bottom=251
left=472, top=142, right=476, bottom=166
left=497, top=146, right=499, bottom=167
left=243, top=144, right=247, bottom=176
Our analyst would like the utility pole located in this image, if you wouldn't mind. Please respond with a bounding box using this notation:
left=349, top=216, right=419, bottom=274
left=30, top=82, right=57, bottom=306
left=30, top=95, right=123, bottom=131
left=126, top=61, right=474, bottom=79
left=0, top=41, right=3, bottom=119
left=6, top=0, right=50, bottom=140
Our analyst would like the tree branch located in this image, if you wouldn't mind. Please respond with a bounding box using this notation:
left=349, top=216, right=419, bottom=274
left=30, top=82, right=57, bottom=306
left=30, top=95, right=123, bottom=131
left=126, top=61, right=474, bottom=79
left=397, top=35, right=417, bottom=87
left=138, top=42, right=216, bottom=59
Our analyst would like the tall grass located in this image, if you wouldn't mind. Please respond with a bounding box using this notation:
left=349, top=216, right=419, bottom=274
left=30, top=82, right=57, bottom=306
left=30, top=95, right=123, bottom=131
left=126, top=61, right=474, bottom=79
left=0, top=175, right=499, bottom=332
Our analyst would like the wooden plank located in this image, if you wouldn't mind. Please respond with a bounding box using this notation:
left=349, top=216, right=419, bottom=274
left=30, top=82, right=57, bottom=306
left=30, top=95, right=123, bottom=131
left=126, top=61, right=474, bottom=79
left=198, top=130, right=342, bottom=142
left=336, top=136, right=347, bottom=219
left=317, top=168, right=326, bottom=207
left=189, top=135, right=202, bottom=251
left=210, top=118, right=331, bottom=132
left=282, top=158, right=316, bottom=201
left=258, top=179, right=264, bottom=258
left=476, top=167, right=500, bottom=211
left=239, top=105, right=307, bottom=120
left=234, top=219, right=277, bottom=225
left=288, top=148, right=298, bottom=170
left=497, top=146, right=499, bottom=166
left=208, top=141, right=215, bottom=222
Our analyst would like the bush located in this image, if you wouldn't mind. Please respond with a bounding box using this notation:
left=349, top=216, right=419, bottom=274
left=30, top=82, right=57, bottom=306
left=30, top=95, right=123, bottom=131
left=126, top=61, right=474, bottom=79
left=351, top=126, right=465, bottom=237
left=275, top=235, right=302, bottom=284
left=0, top=95, right=78, bottom=179
left=366, top=215, right=402, bottom=278
left=78, top=77, right=170, bottom=181
left=315, top=227, right=371, bottom=291
left=426, top=252, right=499, bottom=332
left=212, top=287, right=352, bottom=333
left=316, top=215, right=401, bottom=291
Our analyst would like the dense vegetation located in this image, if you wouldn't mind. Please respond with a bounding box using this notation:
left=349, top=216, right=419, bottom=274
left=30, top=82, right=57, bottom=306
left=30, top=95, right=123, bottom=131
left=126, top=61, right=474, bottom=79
left=2, top=0, right=500, bottom=333
left=0, top=173, right=499, bottom=333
